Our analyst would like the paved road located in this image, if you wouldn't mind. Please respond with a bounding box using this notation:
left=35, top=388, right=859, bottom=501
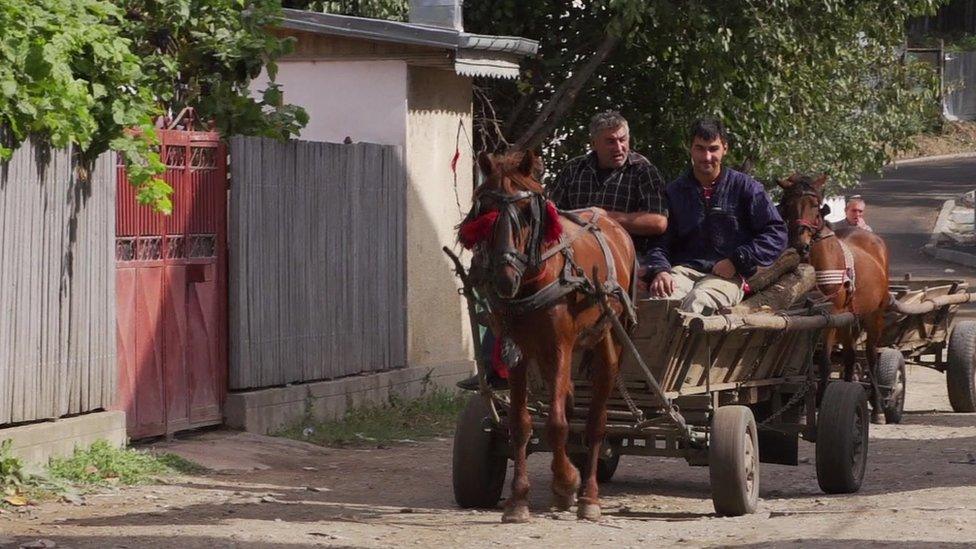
left=857, top=157, right=976, bottom=319
left=858, top=157, right=976, bottom=281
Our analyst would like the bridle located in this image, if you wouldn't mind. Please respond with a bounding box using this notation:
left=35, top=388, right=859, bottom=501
left=784, top=187, right=834, bottom=245
left=470, top=188, right=548, bottom=282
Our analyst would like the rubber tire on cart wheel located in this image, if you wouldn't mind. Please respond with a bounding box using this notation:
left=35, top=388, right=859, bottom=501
left=452, top=395, right=507, bottom=508
left=947, top=320, right=976, bottom=413
left=709, top=405, right=759, bottom=516
left=570, top=452, right=620, bottom=484
left=816, top=381, right=869, bottom=494
left=876, top=348, right=906, bottom=424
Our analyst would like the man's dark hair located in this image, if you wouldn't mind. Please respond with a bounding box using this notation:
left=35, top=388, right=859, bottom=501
left=689, top=117, right=728, bottom=144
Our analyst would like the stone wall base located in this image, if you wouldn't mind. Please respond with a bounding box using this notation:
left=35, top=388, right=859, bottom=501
left=224, top=361, right=474, bottom=435
left=0, top=411, right=127, bottom=466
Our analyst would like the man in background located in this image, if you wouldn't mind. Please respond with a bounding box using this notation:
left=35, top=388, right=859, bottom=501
left=841, top=195, right=872, bottom=232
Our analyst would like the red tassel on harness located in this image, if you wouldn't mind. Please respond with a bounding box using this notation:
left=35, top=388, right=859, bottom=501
left=458, top=200, right=562, bottom=250
left=491, top=336, right=509, bottom=379
left=458, top=210, right=499, bottom=249
left=544, top=201, right=563, bottom=244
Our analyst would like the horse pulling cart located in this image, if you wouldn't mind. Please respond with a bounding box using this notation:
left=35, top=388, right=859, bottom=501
left=446, top=249, right=871, bottom=517
left=870, top=277, right=976, bottom=422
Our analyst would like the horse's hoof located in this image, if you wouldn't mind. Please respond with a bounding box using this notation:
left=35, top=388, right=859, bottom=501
left=501, top=504, right=531, bottom=523
left=870, top=410, right=885, bottom=425
left=577, top=502, right=601, bottom=522
left=550, top=492, right=576, bottom=512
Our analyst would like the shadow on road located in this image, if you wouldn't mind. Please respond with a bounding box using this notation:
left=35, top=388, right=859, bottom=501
left=53, top=411, right=976, bottom=529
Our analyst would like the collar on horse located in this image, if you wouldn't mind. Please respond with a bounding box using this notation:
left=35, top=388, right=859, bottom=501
left=461, top=193, right=636, bottom=322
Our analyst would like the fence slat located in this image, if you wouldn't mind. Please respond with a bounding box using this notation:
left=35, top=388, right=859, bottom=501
left=0, top=141, right=115, bottom=426
left=227, top=138, right=407, bottom=390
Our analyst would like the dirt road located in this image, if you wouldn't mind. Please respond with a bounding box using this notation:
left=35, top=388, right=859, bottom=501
left=2, top=362, right=975, bottom=548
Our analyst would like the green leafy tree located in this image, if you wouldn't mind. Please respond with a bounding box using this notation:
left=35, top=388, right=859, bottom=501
left=0, top=0, right=307, bottom=213
left=466, top=0, right=946, bottom=189
left=0, top=0, right=166, bottom=208
left=284, top=0, right=408, bottom=20
left=119, top=0, right=308, bottom=140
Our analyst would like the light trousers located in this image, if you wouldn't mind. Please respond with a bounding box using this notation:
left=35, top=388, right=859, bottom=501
left=666, top=265, right=745, bottom=314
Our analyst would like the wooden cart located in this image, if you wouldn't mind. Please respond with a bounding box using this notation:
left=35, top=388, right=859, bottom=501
left=870, top=277, right=976, bottom=423
left=449, top=258, right=871, bottom=516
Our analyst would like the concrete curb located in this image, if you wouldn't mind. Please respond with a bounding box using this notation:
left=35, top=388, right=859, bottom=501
left=923, top=198, right=976, bottom=268
left=890, top=151, right=976, bottom=167
left=224, top=360, right=474, bottom=435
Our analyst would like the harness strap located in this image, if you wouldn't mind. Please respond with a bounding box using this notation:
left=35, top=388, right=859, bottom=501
left=814, top=239, right=856, bottom=309
left=492, top=207, right=637, bottom=323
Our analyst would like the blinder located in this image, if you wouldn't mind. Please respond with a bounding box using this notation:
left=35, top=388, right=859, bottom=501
left=473, top=188, right=549, bottom=282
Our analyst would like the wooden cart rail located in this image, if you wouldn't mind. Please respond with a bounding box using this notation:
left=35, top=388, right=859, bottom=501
left=888, top=290, right=976, bottom=315
left=690, top=310, right=857, bottom=333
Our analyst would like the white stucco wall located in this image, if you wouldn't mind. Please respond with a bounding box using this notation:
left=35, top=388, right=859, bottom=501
left=404, top=66, right=475, bottom=369
left=251, top=60, right=408, bottom=147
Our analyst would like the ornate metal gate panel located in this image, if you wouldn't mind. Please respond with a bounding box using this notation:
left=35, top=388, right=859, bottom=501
left=115, top=127, right=227, bottom=439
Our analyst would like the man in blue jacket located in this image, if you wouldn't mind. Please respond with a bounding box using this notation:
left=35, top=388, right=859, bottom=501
left=644, top=118, right=787, bottom=314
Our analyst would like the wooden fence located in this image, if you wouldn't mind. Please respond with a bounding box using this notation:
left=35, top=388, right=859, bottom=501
left=228, top=137, right=407, bottom=390
left=0, top=143, right=116, bottom=425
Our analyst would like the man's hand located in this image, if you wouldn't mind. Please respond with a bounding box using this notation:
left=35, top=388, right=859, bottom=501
left=712, top=259, right=737, bottom=279
left=651, top=271, right=675, bottom=297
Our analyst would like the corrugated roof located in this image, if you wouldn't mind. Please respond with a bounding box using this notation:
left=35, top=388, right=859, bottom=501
left=279, top=9, right=539, bottom=59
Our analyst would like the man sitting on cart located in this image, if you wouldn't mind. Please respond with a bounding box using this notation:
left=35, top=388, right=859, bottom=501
left=546, top=110, right=669, bottom=256
left=643, top=117, right=787, bottom=314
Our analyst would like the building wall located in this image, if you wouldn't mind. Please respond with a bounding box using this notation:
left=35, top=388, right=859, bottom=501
left=248, top=52, right=476, bottom=375
left=256, top=60, right=409, bottom=147
left=405, top=65, right=475, bottom=368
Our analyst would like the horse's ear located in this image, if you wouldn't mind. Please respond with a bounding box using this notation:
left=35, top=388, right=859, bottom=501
left=813, top=174, right=828, bottom=190
left=518, top=150, right=535, bottom=176
left=777, top=177, right=793, bottom=190
left=478, top=152, right=493, bottom=177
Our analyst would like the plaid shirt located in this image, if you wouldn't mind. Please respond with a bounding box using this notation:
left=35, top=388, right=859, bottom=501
left=546, top=151, right=667, bottom=252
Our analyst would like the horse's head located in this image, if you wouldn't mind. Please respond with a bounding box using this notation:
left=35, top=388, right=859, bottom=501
left=458, top=150, right=557, bottom=299
left=777, top=173, right=828, bottom=259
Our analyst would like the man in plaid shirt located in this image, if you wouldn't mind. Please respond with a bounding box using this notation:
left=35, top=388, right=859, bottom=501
left=546, top=111, right=669, bottom=256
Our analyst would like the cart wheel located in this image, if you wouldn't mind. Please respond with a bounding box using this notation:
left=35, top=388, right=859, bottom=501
left=709, top=406, right=759, bottom=516
left=452, top=395, right=507, bottom=508
left=947, top=320, right=976, bottom=413
left=816, top=381, right=869, bottom=494
left=876, top=348, right=906, bottom=424
left=570, top=452, right=621, bottom=484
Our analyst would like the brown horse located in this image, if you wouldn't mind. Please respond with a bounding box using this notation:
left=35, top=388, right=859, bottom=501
left=777, top=174, right=890, bottom=413
left=459, top=150, right=636, bottom=522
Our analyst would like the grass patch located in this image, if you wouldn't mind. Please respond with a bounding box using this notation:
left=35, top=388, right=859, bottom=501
left=48, top=440, right=180, bottom=486
left=277, top=389, right=466, bottom=448
left=1, top=438, right=208, bottom=508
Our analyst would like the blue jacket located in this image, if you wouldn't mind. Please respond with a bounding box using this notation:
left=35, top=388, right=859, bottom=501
left=644, top=168, right=787, bottom=278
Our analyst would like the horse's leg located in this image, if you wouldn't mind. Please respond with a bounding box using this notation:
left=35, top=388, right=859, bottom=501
left=543, top=343, right=580, bottom=512
left=863, top=308, right=887, bottom=423
left=839, top=325, right=858, bottom=383
left=501, top=361, right=532, bottom=523
left=817, top=327, right=837, bottom=403
left=577, top=330, right=620, bottom=521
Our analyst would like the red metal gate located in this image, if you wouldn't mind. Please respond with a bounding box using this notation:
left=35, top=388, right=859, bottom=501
left=115, top=125, right=228, bottom=439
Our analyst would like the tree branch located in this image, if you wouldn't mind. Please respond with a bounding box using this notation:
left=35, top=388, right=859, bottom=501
left=514, top=27, right=624, bottom=151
